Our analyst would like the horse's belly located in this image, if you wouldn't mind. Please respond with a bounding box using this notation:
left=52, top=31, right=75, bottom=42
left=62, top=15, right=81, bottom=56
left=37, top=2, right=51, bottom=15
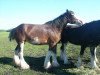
left=69, top=35, right=100, bottom=46
left=29, top=37, right=48, bottom=45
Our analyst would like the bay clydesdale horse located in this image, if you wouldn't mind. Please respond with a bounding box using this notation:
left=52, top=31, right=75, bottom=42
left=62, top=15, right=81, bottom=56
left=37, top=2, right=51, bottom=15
left=61, top=20, right=100, bottom=69
left=9, top=10, right=82, bottom=69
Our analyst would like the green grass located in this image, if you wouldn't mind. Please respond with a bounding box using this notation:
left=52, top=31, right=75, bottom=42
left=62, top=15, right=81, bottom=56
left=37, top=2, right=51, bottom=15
left=0, top=31, right=100, bottom=75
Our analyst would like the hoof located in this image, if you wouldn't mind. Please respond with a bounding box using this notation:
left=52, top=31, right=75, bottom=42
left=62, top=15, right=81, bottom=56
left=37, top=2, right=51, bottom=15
left=90, top=65, right=99, bottom=69
left=13, top=59, right=20, bottom=66
left=90, top=62, right=99, bottom=69
left=20, top=64, right=30, bottom=69
left=20, top=61, right=30, bottom=69
left=64, top=61, right=70, bottom=65
left=95, top=58, right=99, bottom=64
left=75, top=63, right=83, bottom=68
left=94, top=68, right=100, bottom=72
left=13, top=56, right=20, bottom=66
left=44, top=62, right=52, bottom=70
left=52, top=62, right=60, bottom=67
left=44, top=66, right=52, bottom=70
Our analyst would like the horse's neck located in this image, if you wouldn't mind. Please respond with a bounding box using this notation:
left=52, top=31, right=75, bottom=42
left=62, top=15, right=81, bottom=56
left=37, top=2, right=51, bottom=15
left=45, top=14, right=68, bottom=31
left=53, top=19, right=67, bottom=31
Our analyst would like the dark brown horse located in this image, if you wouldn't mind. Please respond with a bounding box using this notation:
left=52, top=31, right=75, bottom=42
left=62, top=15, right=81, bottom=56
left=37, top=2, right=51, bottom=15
left=9, top=10, right=82, bottom=69
left=61, top=20, right=100, bottom=69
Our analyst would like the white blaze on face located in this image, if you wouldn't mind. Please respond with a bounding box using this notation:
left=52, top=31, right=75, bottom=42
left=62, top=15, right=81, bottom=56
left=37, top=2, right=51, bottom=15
left=67, top=23, right=80, bottom=26
left=67, top=23, right=82, bottom=28
left=67, top=14, right=83, bottom=28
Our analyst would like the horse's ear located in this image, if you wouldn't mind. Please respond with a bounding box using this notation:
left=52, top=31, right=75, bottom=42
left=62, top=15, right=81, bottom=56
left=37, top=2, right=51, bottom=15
left=66, top=9, right=69, bottom=12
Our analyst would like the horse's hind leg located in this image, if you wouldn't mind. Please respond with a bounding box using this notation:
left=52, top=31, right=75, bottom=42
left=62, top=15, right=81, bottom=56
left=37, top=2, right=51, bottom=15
left=90, top=47, right=99, bottom=69
left=14, top=42, right=30, bottom=69
left=14, top=45, right=20, bottom=66
left=60, top=43, right=69, bottom=64
left=76, top=45, right=86, bottom=68
left=19, top=41, right=30, bottom=69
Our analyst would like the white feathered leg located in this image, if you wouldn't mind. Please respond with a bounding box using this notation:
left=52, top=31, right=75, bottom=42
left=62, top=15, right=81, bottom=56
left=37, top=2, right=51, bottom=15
left=19, top=42, right=30, bottom=69
left=90, top=47, right=98, bottom=69
left=44, top=51, right=52, bottom=69
left=14, top=48, right=20, bottom=66
left=60, top=43, right=69, bottom=64
left=52, top=51, right=59, bottom=67
left=76, top=55, right=82, bottom=68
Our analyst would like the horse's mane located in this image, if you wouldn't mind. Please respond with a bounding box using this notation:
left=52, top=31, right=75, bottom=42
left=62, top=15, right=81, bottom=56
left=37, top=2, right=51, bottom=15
left=45, top=12, right=66, bottom=26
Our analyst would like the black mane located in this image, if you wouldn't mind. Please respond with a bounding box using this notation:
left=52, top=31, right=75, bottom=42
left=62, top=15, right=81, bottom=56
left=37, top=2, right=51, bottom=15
left=45, top=10, right=76, bottom=30
left=45, top=12, right=67, bottom=25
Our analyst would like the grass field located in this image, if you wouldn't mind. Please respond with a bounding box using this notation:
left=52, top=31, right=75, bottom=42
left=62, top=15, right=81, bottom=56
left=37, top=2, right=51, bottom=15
left=0, top=31, right=100, bottom=75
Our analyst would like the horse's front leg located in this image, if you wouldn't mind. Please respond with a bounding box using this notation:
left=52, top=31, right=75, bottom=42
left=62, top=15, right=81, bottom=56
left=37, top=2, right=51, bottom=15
left=19, top=41, right=30, bottom=69
left=90, top=47, right=99, bottom=69
left=94, top=47, right=99, bottom=64
left=44, top=44, right=59, bottom=69
left=60, top=43, right=69, bottom=64
left=44, top=50, right=52, bottom=69
left=51, top=44, right=59, bottom=67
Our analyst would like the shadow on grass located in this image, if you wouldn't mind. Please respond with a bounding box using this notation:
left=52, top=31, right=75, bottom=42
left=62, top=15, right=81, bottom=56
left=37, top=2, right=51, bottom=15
left=0, top=57, right=13, bottom=65
left=0, top=56, right=79, bottom=75
left=25, top=56, right=77, bottom=75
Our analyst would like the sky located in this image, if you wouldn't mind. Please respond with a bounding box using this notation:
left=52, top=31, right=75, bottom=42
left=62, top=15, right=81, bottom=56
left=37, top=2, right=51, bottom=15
left=0, top=0, right=100, bottom=30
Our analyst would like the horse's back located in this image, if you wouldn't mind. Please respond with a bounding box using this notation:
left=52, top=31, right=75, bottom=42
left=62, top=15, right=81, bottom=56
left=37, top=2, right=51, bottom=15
left=61, top=20, right=100, bottom=46
left=15, top=24, right=60, bottom=44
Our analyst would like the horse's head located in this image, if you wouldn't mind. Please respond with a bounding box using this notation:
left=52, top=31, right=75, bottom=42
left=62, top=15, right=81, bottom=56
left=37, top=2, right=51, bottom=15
left=65, top=10, right=83, bottom=25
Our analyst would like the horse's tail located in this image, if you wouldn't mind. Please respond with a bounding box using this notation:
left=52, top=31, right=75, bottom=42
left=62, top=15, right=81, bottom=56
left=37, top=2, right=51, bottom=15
left=9, top=28, right=16, bottom=41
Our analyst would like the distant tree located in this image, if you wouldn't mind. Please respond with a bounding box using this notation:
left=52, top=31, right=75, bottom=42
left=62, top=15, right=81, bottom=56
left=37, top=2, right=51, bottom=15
left=0, top=30, right=6, bottom=32
left=6, top=29, right=11, bottom=32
